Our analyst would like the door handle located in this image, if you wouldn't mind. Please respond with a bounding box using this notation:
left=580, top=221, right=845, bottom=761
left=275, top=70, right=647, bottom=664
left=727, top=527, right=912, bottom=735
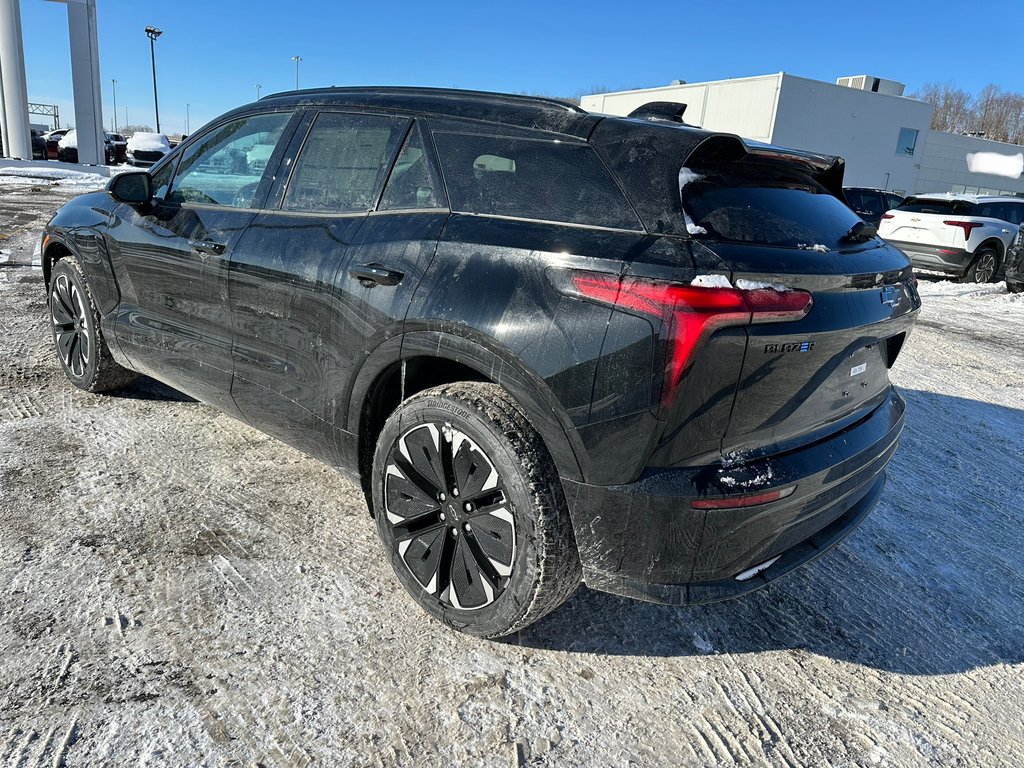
left=349, top=263, right=404, bottom=287
left=189, top=239, right=226, bottom=256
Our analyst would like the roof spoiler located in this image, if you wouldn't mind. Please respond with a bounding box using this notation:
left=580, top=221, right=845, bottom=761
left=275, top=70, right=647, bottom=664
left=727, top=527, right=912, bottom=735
left=627, top=101, right=696, bottom=126
left=683, top=134, right=846, bottom=198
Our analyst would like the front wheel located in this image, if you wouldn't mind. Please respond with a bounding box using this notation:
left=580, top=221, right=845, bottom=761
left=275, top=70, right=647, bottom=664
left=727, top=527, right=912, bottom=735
left=963, top=247, right=999, bottom=283
left=372, top=382, right=581, bottom=637
left=49, top=256, right=138, bottom=392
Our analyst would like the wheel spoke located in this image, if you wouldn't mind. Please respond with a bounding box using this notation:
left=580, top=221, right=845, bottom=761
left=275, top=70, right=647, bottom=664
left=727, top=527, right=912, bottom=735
left=56, top=330, right=76, bottom=363
left=75, top=332, right=89, bottom=374
left=399, top=522, right=448, bottom=593
left=451, top=436, right=494, bottom=499
left=446, top=535, right=491, bottom=609
left=389, top=453, right=442, bottom=510
left=468, top=511, right=515, bottom=569
left=402, top=424, right=448, bottom=494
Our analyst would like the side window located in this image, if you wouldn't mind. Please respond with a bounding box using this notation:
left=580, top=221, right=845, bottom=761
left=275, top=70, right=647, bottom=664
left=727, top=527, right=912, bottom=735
left=379, top=123, right=447, bottom=211
left=150, top=157, right=175, bottom=201
left=168, top=112, right=291, bottom=208
left=896, top=127, right=918, bottom=157
left=844, top=190, right=865, bottom=211
left=283, top=113, right=407, bottom=213
left=884, top=193, right=903, bottom=210
left=431, top=132, right=641, bottom=230
left=1000, top=203, right=1024, bottom=225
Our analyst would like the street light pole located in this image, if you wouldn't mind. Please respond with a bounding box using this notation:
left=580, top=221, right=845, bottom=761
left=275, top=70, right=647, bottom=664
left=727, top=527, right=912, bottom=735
left=111, top=79, right=118, bottom=133
left=255, top=83, right=262, bottom=100
left=185, top=103, right=190, bottom=134
left=145, top=26, right=163, bottom=132
left=291, top=55, right=301, bottom=90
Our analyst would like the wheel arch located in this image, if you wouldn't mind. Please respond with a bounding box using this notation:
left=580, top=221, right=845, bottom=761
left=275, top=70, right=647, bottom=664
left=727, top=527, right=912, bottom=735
left=41, top=235, right=77, bottom=290
left=349, top=327, right=589, bottom=501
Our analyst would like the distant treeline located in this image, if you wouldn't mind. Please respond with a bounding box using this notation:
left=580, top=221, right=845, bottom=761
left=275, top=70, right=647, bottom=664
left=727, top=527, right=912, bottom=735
left=913, top=82, right=1024, bottom=145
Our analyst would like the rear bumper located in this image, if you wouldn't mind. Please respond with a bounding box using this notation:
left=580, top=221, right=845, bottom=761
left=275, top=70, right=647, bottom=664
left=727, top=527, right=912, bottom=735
left=562, top=387, right=905, bottom=605
left=885, top=239, right=969, bottom=273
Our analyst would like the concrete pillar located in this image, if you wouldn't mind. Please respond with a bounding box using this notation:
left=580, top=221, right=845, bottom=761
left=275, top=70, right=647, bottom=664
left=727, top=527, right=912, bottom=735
left=0, top=57, right=10, bottom=156
left=65, top=0, right=103, bottom=165
left=0, top=0, right=32, bottom=159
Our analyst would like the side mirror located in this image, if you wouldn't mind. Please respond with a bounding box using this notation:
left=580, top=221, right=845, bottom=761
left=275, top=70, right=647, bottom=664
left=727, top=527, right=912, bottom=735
left=107, top=172, right=152, bottom=205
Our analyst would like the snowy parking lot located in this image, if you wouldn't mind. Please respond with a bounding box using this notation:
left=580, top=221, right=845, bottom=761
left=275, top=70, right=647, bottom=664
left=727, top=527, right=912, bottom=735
left=1, top=179, right=1022, bottom=766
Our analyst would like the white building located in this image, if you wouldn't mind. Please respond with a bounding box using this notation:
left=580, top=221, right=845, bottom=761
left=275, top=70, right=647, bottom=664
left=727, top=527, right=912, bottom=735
left=581, top=73, right=1024, bottom=197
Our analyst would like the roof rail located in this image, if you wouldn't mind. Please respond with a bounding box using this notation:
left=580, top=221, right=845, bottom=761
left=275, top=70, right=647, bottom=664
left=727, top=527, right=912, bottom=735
left=260, top=85, right=586, bottom=114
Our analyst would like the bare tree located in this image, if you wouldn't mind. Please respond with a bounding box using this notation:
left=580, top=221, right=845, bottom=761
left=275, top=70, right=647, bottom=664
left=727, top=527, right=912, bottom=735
left=911, top=82, right=974, bottom=134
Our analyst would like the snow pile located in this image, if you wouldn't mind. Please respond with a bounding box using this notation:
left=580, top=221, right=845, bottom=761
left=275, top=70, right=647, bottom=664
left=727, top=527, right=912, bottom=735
left=690, top=274, right=733, bottom=289
left=678, top=167, right=703, bottom=190
left=127, top=132, right=170, bottom=153
left=797, top=243, right=829, bottom=253
left=0, top=165, right=109, bottom=191
left=735, top=278, right=790, bottom=291
left=57, top=130, right=77, bottom=149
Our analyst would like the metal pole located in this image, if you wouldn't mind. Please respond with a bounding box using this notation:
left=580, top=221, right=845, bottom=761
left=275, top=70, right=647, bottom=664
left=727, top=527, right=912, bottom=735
left=185, top=103, right=189, bottom=134
left=149, top=35, right=160, bottom=132
left=255, top=83, right=261, bottom=100
left=292, top=55, right=301, bottom=90
left=111, top=78, right=117, bottom=132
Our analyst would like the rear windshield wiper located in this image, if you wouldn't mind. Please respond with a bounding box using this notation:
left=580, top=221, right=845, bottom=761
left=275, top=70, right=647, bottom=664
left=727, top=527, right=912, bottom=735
left=841, top=220, right=877, bottom=243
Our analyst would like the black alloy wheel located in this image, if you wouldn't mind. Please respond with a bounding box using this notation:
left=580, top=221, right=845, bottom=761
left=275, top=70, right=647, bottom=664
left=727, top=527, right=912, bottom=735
left=965, top=247, right=999, bottom=284
left=372, top=382, right=581, bottom=637
left=50, top=271, right=90, bottom=379
left=48, top=256, right=138, bottom=392
left=383, top=422, right=515, bottom=610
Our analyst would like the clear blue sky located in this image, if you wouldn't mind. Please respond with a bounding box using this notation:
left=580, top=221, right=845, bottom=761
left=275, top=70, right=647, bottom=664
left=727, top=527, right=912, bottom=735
left=21, top=0, right=1021, bottom=135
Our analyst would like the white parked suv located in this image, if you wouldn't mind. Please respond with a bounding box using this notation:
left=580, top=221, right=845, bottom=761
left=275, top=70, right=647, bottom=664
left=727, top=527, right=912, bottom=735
left=877, top=194, right=1024, bottom=283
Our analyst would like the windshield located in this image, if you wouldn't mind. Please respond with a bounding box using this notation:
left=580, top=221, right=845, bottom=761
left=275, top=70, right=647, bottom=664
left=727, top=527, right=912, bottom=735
left=683, top=170, right=864, bottom=249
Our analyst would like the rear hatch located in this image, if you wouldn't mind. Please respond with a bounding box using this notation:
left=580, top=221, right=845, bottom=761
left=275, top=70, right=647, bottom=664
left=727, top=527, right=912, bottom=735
left=680, top=153, right=920, bottom=459
left=877, top=196, right=977, bottom=248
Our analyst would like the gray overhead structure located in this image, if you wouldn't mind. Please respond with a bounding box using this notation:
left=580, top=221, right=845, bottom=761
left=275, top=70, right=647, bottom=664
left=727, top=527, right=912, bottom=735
left=0, top=0, right=104, bottom=163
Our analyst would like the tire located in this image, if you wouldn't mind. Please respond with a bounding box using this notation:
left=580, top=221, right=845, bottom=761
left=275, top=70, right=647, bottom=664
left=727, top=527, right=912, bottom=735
left=963, top=246, right=999, bottom=283
left=371, top=382, right=581, bottom=637
left=1008, top=281, right=1024, bottom=294
left=49, top=256, right=138, bottom=393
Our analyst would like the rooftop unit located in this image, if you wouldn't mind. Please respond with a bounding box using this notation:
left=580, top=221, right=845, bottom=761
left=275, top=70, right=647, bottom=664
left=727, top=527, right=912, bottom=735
left=836, top=75, right=906, bottom=97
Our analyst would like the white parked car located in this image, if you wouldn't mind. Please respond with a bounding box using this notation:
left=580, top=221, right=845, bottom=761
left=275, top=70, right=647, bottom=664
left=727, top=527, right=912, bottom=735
left=877, top=194, right=1024, bottom=283
left=126, top=132, right=171, bottom=167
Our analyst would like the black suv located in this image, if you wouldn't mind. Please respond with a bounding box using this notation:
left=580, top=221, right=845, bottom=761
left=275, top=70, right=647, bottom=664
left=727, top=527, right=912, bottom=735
left=41, top=88, right=920, bottom=636
left=1004, top=225, right=1024, bottom=293
left=843, top=186, right=903, bottom=227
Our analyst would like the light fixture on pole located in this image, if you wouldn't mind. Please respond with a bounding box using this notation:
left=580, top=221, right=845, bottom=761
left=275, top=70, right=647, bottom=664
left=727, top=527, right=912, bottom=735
left=291, top=55, right=301, bottom=90
left=111, top=79, right=118, bottom=133
left=145, top=25, right=163, bottom=132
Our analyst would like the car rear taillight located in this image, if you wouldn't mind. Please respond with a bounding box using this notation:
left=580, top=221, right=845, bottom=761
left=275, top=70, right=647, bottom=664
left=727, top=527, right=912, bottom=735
left=944, top=220, right=983, bottom=239
left=570, top=273, right=812, bottom=407
left=880, top=213, right=895, bottom=220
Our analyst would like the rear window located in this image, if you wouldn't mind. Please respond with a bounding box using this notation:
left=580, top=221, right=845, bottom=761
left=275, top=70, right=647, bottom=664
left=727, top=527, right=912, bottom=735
left=683, top=171, right=863, bottom=248
left=896, top=198, right=977, bottom=215
left=432, top=132, right=641, bottom=230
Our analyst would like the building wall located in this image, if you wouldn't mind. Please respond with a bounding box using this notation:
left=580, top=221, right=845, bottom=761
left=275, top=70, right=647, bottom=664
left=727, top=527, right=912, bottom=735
left=580, top=74, right=782, bottom=144
left=916, top=131, right=1024, bottom=195
left=770, top=75, right=931, bottom=195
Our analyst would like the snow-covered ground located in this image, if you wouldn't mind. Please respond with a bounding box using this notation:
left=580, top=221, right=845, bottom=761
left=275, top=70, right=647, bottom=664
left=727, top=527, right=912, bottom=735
left=0, top=160, right=128, bottom=192
left=1, top=186, right=1022, bottom=766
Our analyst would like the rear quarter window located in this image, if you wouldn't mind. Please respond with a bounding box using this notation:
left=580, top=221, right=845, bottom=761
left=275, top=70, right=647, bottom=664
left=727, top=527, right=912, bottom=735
left=431, top=132, right=641, bottom=230
left=684, top=171, right=863, bottom=248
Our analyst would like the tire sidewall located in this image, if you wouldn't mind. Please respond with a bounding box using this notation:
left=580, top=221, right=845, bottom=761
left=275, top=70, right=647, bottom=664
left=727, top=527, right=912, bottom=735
left=49, top=259, right=100, bottom=389
left=372, top=392, right=545, bottom=637
left=968, top=247, right=999, bottom=283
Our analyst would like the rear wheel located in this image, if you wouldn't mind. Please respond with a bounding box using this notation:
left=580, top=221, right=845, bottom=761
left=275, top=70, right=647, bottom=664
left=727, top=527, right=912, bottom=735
left=963, top=246, right=999, bottom=283
left=371, top=382, right=581, bottom=637
left=1008, top=281, right=1024, bottom=294
left=49, top=256, right=138, bottom=392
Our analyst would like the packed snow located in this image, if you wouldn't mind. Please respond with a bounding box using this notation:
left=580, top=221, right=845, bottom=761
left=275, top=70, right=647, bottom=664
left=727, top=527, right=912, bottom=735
left=797, top=243, right=830, bottom=253
left=0, top=185, right=1022, bottom=767
left=690, top=274, right=733, bottom=288
left=127, top=132, right=171, bottom=153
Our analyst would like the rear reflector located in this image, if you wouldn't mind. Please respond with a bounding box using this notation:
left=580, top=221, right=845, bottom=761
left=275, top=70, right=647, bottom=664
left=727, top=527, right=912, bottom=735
left=570, top=273, right=812, bottom=407
left=691, top=485, right=796, bottom=510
